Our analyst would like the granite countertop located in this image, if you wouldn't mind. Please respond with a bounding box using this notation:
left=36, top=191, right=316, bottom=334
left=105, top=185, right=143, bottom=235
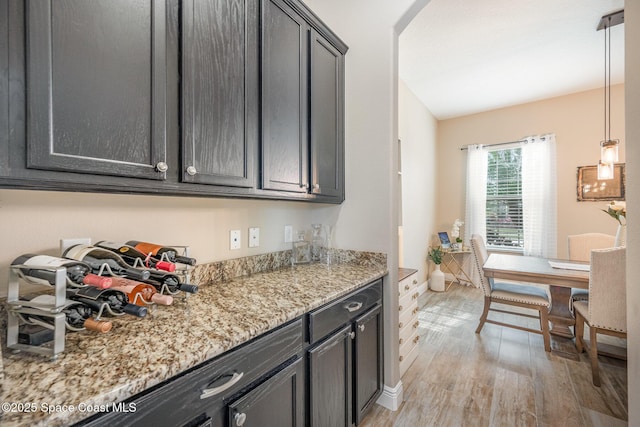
left=0, top=253, right=387, bottom=427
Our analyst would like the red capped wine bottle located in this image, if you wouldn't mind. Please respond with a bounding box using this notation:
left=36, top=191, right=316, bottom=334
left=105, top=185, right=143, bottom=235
left=126, top=241, right=197, bottom=266
left=25, top=295, right=113, bottom=333
left=144, top=270, right=198, bottom=294
left=66, top=287, right=147, bottom=318
left=109, top=277, right=174, bottom=306
left=63, top=244, right=151, bottom=282
left=94, top=241, right=176, bottom=272
left=11, top=254, right=112, bottom=289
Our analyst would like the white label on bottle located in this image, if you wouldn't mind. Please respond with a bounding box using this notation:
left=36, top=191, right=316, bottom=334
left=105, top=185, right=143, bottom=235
left=22, top=255, right=70, bottom=268
left=96, top=241, right=121, bottom=251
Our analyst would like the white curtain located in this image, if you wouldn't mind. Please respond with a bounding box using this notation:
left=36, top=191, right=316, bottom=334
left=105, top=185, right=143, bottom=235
left=465, top=145, right=487, bottom=287
left=521, top=134, right=557, bottom=257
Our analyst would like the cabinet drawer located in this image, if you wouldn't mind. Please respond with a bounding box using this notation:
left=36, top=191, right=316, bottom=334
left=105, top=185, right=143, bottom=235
left=398, top=272, right=418, bottom=298
left=399, top=339, right=419, bottom=377
left=399, top=303, right=416, bottom=330
left=80, top=318, right=304, bottom=426
left=309, top=279, right=382, bottom=344
left=398, top=288, right=418, bottom=314
left=399, top=317, right=419, bottom=345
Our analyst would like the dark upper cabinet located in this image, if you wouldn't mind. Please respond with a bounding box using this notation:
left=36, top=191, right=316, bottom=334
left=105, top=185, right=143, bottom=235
left=261, top=0, right=347, bottom=200
left=309, top=29, right=344, bottom=199
left=0, top=0, right=8, bottom=176
left=261, top=0, right=309, bottom=193
left=25, top=0, right=168, bottom=180
left=181, top=0, right=258, bottom=188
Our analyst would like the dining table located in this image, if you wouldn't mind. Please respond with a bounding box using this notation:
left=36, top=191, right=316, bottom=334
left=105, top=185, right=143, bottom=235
left=482, top=253, right=590, bottom=338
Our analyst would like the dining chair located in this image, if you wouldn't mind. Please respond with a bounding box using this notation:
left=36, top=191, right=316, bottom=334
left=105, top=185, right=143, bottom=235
left=470, top=234, right=551, bottom=352
left=567, top=233, right=615, bottom=304
left=574, top=247, right=626, bottom=387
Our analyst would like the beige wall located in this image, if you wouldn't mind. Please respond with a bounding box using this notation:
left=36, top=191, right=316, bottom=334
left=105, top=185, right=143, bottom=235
left=436, top=84, right=625, bottom=258
left=625, top=0, right=639, bottom=420
left=398, top=80, right=438, bottom=285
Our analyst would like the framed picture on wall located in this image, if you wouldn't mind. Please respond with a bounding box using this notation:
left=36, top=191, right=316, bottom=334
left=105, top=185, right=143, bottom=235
left=576, top=163, right=625, bottom=201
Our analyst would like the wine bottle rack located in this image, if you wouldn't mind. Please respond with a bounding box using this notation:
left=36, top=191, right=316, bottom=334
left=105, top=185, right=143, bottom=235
left=157, top=245, right=193, bottom=299
left=6, top=264, right=68, bottom=358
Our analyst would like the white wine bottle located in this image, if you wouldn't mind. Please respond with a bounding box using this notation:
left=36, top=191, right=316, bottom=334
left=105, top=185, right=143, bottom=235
left=11, top=254, right=112, bottom=289
left=63, top=244, right=151, bottom=282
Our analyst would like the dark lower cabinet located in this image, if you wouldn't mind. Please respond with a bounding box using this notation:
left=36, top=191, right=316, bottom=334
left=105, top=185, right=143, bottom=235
left=307, top=279, right=384, bottom=427
left=309, top=325, right=353, bottom=427
left=228, top=357, right=304, bottom=427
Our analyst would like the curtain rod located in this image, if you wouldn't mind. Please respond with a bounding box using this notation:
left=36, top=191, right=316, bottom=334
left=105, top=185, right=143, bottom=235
left=459, top=139, right=527, bottom=151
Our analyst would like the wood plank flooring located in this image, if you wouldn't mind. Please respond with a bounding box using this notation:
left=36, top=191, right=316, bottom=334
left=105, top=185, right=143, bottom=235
left=360, top=284, right=628, bottom=427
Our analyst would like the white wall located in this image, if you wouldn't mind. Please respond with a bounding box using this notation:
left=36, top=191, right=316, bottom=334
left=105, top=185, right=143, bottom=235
left=625, top=0, right=639, bottom=421
left=398, top=80, right=438, bottom=285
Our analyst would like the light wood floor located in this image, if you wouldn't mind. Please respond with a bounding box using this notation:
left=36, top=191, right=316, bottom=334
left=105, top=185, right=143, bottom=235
left=360, top=284, right=628, bottom=427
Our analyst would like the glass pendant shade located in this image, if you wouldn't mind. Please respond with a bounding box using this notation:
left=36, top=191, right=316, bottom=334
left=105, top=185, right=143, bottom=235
left=597, top=160, right=614, bottom=180
left=600, top=139, right=619, bottom=163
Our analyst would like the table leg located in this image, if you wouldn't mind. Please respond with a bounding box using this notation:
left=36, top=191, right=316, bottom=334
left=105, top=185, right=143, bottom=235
left=548, top=285, right=575, bottom=338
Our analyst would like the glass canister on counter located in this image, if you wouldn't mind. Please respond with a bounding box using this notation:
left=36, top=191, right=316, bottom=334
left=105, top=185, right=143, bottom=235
left=311, top=224, right=325, bottom=262
left=293, top=230, right=311, bottom=264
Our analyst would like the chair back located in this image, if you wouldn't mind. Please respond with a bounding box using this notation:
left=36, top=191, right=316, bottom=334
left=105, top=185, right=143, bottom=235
left=588, top=247, right=626, bottom=332
left=470, top=234, right=492, bottom=297
left=568, top=233, right=615, bottom=262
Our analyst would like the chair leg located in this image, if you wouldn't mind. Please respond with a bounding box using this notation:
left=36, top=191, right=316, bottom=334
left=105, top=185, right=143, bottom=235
left=575, top=311, right=585, bottom=353
left=589, top=326, right=601, bottom=387
left=539, top=306, right=551, bottom=352
left=476, top=296, right=491, bottom=334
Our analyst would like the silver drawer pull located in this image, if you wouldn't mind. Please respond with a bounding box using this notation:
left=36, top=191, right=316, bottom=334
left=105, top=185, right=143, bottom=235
left=345, top=301, right=363, bottom=312
left=358, top=324, right=365, bottom=332
left=200, top=372, right=244, bottom=400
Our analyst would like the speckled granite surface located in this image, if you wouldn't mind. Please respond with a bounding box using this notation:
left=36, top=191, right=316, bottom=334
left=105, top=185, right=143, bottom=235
left=0, top=250, right=387, bottom=427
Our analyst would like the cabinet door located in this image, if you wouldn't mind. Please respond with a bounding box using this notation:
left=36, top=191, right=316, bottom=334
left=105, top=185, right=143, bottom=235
left=0, top=0, right=7, bottom=176
left=25, top=0, right=167, bottom=180
left=354, top=304, right=383, bottom=425
left=308, top=324, right=352, bottom=427
left=261, top=0, right=308, bottom=193
left=228, top=358, right=304, bottom=427
left=181, top=0, right=258, bottom=188
left=309, top=29, right=344, bottom=200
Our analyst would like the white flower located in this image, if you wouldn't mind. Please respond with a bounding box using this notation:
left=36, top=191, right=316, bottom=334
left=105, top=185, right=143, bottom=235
left=451, top=219, right=464, bottom=239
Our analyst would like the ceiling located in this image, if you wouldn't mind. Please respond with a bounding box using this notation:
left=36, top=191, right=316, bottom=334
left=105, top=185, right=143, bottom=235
left=399, top=0, right=625, bottom=120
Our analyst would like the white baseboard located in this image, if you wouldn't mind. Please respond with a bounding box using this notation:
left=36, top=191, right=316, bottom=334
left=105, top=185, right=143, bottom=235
left=376, top=380, right=404, bottom=411
left=417, top=281, right=428, bottom=295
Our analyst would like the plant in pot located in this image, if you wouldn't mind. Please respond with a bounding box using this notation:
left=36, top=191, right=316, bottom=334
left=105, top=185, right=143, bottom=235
left=428, top=247, right=445, bottom=292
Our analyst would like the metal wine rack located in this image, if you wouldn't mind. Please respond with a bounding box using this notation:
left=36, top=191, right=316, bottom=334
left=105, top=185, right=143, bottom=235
left=6, top=264, right=69, bottom=358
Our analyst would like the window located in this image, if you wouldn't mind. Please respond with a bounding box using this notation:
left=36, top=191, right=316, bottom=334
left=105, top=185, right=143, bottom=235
left=485, top=148, right=523, bottom=249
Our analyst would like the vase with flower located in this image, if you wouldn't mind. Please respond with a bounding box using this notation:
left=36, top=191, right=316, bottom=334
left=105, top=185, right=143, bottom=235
left=603, top=201, right=626, bottom=247
left=451, top=219, right=464, bottom=251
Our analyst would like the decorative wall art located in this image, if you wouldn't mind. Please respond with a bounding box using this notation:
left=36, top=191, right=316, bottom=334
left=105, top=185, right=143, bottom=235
left=576, top=163, right=625, bottom=201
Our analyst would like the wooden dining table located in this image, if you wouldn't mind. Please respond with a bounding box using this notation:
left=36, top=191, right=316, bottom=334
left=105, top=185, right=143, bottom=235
left=482, top=253, right=590, bottom=338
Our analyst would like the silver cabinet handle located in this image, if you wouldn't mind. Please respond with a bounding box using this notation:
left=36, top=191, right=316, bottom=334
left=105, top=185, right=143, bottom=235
left=349, top=331, right=355, bottom=339
left=186, top=166, right=197, bottom=176
left=358, top=324, right=365, bottom=332
left=155, top=162, right=168, bottom=172
left=345, top=301, right=363, bottom=312
left=234, top=412, right=247, bottom=427
left=200, top=372, right=244, bottom=400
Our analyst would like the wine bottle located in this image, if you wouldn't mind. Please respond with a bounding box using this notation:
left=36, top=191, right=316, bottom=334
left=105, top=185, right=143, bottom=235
left=144, top=270, right=199, bottom=294
left=63, top=244, right=151, bottom=281
left=66, top=287, right=147, bottom=318
left=94, top=241, right=176, bottom=272
left=109, top=276, right=174, bottom=306
left=23, top=295, right=112, bottom=333
left=11, top=254, right=112, bottom=289
left=126, top=240, right=197, bottom=266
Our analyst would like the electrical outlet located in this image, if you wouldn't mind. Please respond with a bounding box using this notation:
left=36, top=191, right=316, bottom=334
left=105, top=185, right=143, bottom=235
left=230, top=230, right=241, bottom=250
left=249, top=227, right=260, bottom=248
left=284, top=225, right=293, bottom=243
left=60, top=238, right=92, bottom=254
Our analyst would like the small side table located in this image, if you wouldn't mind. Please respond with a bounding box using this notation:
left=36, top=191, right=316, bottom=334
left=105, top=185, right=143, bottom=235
left=441, top=248, right=476, bottom=290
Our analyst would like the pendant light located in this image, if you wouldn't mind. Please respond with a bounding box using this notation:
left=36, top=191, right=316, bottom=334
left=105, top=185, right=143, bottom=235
left=596, top=10, right=623, bottom=180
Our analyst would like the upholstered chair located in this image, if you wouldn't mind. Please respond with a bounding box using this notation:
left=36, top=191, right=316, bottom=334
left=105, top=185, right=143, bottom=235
left=470, top=234, right=551, bottom=352
left=568, top=233, right=615, bottom=304
left=574, top=247, right=626, bottom=387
